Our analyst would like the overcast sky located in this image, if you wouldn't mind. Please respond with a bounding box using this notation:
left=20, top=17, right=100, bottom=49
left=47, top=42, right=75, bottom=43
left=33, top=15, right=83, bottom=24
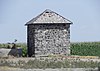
left=0, top=0, right=100, bottom=43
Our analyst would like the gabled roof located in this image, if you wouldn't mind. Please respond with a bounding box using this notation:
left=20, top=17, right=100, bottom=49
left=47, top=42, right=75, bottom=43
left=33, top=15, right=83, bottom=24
left=25, top=9, right=72, bottom=25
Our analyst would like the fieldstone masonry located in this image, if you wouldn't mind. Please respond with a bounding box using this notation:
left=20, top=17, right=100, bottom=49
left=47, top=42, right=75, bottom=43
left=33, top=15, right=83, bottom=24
left=26, top=9, right=72, bottom=57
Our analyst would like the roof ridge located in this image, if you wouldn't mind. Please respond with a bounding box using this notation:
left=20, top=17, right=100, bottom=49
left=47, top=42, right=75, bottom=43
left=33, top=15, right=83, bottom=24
left=44, top=9, right=53, bottom=12
left=25, top=9, right=73, bottom=25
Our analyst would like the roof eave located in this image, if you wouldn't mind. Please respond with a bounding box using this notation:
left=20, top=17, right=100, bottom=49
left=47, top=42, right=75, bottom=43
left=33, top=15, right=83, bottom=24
left=25, top=22, right=73, bottom=26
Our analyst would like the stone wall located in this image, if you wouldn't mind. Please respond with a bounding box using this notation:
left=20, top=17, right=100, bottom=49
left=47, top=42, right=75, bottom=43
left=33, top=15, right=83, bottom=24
left=27, top=24, right=70, bottom=57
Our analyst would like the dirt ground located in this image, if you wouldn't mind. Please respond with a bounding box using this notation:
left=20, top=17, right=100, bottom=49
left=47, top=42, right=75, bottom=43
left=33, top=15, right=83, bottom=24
left=0, top=66, right=98, bottom=71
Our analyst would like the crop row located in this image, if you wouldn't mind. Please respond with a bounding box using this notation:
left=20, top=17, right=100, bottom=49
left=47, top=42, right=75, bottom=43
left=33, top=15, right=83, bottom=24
left=71, top=42, right=100, bottom=56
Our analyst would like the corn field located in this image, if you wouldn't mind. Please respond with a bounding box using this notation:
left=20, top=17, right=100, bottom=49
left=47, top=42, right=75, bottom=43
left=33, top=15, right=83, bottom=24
left=71, top=42, right=100, bottom=56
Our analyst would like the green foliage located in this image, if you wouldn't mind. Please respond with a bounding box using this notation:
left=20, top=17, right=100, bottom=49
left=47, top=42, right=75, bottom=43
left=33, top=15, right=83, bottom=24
left=19, top=43, right=27, bottom=57
left=71, top=42, right=100, bottom=56
left=22, top=47, right=27, bottom=57
left=0, top=43, right=8, bottom=48
left=16, top=43, right=27, bottom=57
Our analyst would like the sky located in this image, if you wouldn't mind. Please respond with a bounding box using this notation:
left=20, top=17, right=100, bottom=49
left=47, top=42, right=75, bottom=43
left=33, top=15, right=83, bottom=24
left=0, top=0, right=100, bottom=43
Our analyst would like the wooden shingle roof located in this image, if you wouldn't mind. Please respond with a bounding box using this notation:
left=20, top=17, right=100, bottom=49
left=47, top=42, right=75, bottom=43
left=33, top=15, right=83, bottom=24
left=25, top=9, right=72, bottom=25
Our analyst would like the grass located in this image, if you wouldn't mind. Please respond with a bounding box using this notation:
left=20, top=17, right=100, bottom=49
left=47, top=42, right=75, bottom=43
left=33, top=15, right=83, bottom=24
left=0, top=58, right=100, bottom=68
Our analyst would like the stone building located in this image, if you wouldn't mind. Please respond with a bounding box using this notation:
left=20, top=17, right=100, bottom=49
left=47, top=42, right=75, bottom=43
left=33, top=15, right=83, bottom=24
left=25, top=9, right=72, bottom=57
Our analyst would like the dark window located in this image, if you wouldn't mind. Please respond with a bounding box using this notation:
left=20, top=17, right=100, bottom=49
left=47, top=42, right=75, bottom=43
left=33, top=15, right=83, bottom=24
left=63, top=24, right=66, bottom=26
left=46, top=11, right=49, bottom=13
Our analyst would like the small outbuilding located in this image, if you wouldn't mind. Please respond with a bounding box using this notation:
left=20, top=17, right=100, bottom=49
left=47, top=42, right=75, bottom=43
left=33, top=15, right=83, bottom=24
left=25, top=9, right=72, bottom=57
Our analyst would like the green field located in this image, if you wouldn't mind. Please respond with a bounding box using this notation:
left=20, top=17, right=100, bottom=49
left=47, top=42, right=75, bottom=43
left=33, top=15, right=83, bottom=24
left=0, top=42, right=100, bottom=56
left=71, top=42, right=100, bottom=56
